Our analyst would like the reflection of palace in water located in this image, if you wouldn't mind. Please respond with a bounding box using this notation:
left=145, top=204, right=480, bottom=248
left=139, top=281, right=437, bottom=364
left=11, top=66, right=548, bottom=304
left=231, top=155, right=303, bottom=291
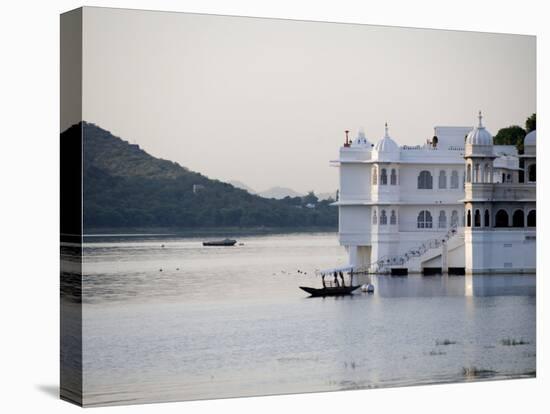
left=354, top=274, right=536, bottom=298
left=333, top=112, right=536, bottom=275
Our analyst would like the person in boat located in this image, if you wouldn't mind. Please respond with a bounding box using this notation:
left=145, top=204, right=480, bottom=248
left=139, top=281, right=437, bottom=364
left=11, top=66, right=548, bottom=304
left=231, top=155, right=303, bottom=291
left=339, top=271, right=345, bottom=287
left=322, top=274, right=326, bottom=288
left=333, top=272, right=339, bottom=287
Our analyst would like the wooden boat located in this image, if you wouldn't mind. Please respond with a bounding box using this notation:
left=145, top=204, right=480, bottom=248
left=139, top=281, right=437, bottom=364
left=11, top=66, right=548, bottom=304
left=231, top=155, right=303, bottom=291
left=299, top=265, right=363, bottom=297
left=202, top=238, right=237, bottom=246
left=299, top=285, right=360, bottom=297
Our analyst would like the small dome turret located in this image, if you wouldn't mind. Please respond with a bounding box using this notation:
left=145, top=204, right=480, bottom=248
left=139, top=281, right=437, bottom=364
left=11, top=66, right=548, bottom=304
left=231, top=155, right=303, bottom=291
left=524, top=130, right=536, bottom=146
left=375, top=123, right=399, bottom=153
left=466, top=111, right=493, bottom=146
left=524, top=130, right=536, bottom=156
left=374, top=122, right=400, bottom=162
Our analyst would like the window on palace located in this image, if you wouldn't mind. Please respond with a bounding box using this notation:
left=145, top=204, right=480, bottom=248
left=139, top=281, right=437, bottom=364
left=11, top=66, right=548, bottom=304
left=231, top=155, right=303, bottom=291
left=467, top=210, right=471, bottom=227
left=390, top=210, right=397, bottom=225
left=372, top=166, right=378, bottom=185
left=466, top=164, right=472, bottom=183
left=380, top=168, right=388, bottom=185
left=417, top=210, right=433, bottom=229
left=484, top=209, right=490, bottom=227
left=527, top=210, right=536, bottom=227
left=450, top=171, right=459, bottom=189
left=495, top=209, right=509, bottom=227
left=418, top=171, right=433, bottom=189
left=528, top=164, right=536, bottom=182
left=512, top=209, right=524, bottom=227
left=438, top=210, right=447, bottom=228
left=474, top=209, right=481, bottom=227
left=380, top=210, right=387, bottom=225
left=438, top=170, right=447, bottom=189
left=390, top=169, right=397, bottom=185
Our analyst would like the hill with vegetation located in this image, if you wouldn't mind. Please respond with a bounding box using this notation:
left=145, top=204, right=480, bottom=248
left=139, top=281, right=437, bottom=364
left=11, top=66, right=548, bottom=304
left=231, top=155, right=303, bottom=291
left=71, top=122, right=337, bottom=230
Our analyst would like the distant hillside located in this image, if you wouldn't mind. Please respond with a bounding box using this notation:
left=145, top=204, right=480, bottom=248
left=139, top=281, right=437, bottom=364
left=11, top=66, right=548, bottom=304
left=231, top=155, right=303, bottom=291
left=228, top=181, right=336, bottom=201
left=69, top=122, right=337, bottom=230
left=228, top=180, right=257, bottom=194
left=259, top=186, right=303, bottom=199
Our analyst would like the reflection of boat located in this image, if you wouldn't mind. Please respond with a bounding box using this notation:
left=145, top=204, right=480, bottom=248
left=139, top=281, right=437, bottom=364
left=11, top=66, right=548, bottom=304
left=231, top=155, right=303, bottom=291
left=299, top=285, right=360, bottom=297
left=202, top=238, right=237, bottom=246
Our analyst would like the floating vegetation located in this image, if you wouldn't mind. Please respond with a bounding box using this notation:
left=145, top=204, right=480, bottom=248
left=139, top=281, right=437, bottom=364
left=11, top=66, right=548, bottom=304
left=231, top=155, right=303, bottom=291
left=500, top=338, right=530, bottom=346
left=436, top=339, right=457, bottom=346
left=462, top=366, right=496, bottom=378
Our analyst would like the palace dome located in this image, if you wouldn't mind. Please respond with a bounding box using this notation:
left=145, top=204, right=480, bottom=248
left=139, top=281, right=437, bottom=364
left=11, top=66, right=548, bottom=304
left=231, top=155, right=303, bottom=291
left=524, top=130, right=536, bottom=146
left=466, top=111, right=493, bottom=146
left=375, top=123, right=399, bottom=153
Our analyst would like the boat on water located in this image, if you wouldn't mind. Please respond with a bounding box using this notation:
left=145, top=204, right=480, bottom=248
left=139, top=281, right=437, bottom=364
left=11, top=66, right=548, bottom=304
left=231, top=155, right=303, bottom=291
left=202, top=238, right=237, bottom=246
left=299, top=266, right=360, bottom=297
left=299, top=285, right=360, bottom=297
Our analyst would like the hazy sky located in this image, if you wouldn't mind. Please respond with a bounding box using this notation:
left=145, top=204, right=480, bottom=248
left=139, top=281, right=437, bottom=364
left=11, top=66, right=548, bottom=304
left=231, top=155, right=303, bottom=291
left=80, top=7, right=535, bottom=194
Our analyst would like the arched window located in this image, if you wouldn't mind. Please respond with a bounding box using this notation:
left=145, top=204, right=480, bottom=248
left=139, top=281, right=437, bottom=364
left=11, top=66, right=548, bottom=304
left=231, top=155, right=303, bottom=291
left=467, top=210, right=471, bottom=227
left=438, top=170, right=447, bottom=189
left=512, top=209, right=524, bottom=227
left=438, top=210, right=447, bottom=228
left=451, top=210, right=459, bottom=227
left=372, top=210, right=377, bottom=225
left=450, top=171, right=459, bottom=189
left=380, top=168, right=388, bottom=185
left=418, top=171, right=433, bottom=189
left=495, top=210, right=509, bottom=227
left=527, top=210, right=536, bottom=227
left=390, top=169, right=397, bottom=185
left=528, top=164, right=536, bottom=182
left=474, top=209, right=481, bottom=227
left=417, top=210, right=433, bottom=229
left=372, top=166, right=378, bottom=185
left=380, top=210, right=387, bottom=225
left=484, top=209, right=490, bottom=227
left=390, top=210, right=397, bottom=225
left=474, top=164, right=480, bottom=182
left=466, top=164, right=472, bottom=183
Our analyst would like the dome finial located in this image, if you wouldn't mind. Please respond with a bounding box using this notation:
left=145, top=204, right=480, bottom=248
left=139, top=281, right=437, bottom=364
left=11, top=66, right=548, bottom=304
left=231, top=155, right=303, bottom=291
left=478, top=110, right=483, bottom=128
left=384, top=122, right=389, bottom=137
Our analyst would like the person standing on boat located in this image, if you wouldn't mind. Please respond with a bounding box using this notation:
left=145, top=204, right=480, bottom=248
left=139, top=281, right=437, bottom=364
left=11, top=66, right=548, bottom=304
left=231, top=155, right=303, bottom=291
left=333, top=272, right=339, bottom=287
left=339, top=271, right=345, bottom=287
left=322, top=274, right=326, bottom=288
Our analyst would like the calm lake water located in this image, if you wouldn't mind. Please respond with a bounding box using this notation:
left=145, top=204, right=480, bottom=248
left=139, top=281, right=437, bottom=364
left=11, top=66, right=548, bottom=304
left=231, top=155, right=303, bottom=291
left=78, top=232, right=536, bottom=406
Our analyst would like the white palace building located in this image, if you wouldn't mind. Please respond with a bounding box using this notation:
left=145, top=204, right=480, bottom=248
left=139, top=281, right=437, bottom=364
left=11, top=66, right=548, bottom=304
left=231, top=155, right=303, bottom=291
left=332, top=112, right=536, bottom=275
